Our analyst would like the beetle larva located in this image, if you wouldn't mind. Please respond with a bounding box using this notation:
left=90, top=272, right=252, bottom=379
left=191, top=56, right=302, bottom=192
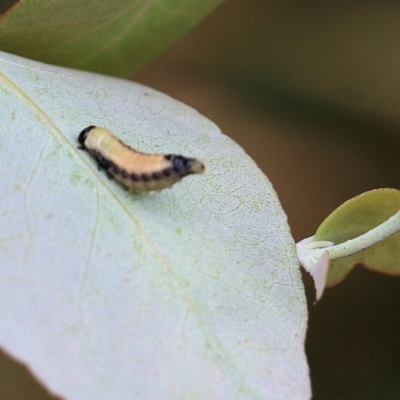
left=77, top=126, right=205, bottom=192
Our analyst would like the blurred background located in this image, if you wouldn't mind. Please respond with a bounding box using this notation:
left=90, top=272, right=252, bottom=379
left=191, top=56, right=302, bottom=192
left=2, top=0, right=400, bottom=398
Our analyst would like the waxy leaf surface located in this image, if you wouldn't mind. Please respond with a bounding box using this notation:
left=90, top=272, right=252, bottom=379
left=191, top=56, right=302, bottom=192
left=0, top=52, right=310, bottom=400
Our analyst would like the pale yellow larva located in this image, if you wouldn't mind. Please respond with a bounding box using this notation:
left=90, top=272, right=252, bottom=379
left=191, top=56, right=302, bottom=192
left=78, top=126, right=205, bottom=192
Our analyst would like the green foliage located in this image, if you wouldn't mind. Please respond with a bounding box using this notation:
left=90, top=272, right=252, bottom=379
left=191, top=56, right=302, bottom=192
left=315, top=189, right=400, bottom=286
left=0, top=0, right=225, bottom=77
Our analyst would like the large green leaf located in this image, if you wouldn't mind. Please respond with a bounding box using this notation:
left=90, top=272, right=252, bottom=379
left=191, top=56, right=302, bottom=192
left=0, top=51, right=310, bottom=399
left=0, top=0, right=224, bottom=77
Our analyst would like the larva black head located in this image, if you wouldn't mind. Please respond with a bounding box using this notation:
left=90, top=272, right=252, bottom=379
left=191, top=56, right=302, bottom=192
left=165, top=154, right=205, bottom=175
left=78, top=126, right=96, bottom=147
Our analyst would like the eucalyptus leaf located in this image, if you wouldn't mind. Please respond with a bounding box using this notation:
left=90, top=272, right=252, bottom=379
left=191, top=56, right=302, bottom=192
left=0, top=0, right=225, bottom=77
left=315, top=188, right=400, bottom=287
left=0, top=52, right=310, bottom=399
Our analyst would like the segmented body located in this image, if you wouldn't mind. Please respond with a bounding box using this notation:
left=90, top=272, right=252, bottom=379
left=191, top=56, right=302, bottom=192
left=78, top=126, right=205, bottom=192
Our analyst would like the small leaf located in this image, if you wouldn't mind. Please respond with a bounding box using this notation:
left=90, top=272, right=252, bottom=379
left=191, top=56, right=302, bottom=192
left=315, top=188, right=400, bottom=287
left=307, top=250, right=330, bottom=302
left=0, top=0, right=225, bottom=77
left=0, top=52, right=310, bottom=399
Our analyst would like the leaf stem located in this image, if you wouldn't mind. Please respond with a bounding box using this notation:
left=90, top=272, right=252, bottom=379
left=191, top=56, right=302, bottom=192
left=297, top=210, right=400, bottom=268
left=324, top=209, right=400, bottom=259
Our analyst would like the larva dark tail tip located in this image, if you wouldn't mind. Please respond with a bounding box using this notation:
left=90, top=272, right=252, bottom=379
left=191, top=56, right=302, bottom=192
left=78, top=125, right=96, bottom=146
